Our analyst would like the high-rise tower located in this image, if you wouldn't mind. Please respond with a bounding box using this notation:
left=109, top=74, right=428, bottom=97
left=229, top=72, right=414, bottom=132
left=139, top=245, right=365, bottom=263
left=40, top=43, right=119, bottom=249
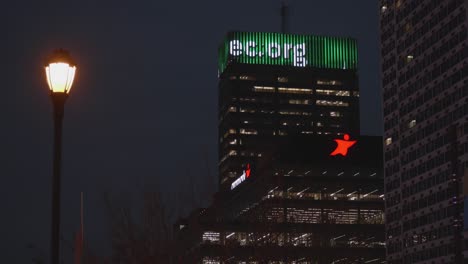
left=177, top=29, right=385, bottom=264
left=380, top=0, right=468, bottom=263
left=176, top=31, right=386, bottom=264
left=218, top=32, right=361, bottom=188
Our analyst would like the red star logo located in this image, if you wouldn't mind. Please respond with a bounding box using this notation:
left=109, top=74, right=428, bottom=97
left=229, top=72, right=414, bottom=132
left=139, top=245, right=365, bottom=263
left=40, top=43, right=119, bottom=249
left=330, top=134, right=356, bottom=156
left=245, top=164, right=251, bottom=178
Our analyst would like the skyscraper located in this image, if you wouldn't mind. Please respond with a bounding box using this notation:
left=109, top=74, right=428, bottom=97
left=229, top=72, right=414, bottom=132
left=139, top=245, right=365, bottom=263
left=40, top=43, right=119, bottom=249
left=175, top=31, right=386, bottom=263
left=218, top=32, right=360, bottom=188
left=380, top=0, right=468, bottom=263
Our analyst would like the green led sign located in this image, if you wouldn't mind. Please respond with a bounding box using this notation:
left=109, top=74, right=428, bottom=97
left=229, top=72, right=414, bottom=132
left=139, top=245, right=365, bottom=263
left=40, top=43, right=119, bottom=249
left=218, top=32, right=358, bottom=74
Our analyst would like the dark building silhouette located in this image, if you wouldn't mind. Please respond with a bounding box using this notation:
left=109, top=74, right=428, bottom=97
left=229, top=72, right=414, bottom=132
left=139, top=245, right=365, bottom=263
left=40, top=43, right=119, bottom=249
left=176, top=31, right=385, bottom=263
left=379, top=0, right=468, bottom=263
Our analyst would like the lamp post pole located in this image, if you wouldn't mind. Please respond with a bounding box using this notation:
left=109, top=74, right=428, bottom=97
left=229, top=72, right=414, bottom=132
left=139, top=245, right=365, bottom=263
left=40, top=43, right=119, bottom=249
left=50, top=93, right=67, bottom=264
left=45, top=49, right=76, bottom=264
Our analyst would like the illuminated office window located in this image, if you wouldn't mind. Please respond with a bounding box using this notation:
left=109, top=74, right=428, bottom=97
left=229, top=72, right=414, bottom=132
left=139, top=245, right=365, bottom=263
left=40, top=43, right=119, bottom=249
left=406, top=55, right=414, bottom=63
left=253, top=86, right=275, bottom=92
left=259, top=109, right=275, bottom=114
left=385, top=137, right=392, bottom=146
left=239, top=75, right=255, bottom=81
left=223, top=128, right=236, bottom=138
left=202, top=258, right=220, bottom=264
left=228, top=106, right=237, bottom=112
left=279, top=111, right=312, bottom=116
left=278, top=87, right=313, bottom=94
left=277, top=76, right=288, bottom=83
left=330, top=111, right=342, bottom=117
left=316, top=100, right=349, bottom=107
left=317, top=79, right=343, bottom=86
left=239, top=97, right=257, bottom=102
left=239, top=107, right=256, bottom=113
left=316, top=89, right=350, bottom=96
left=289, top=99, right=311, bottom=105
left=202, top=232, right=220, bottom=243
left=381, top=5, right=388, bottom=13
left=240, top=128, right=258, bottom=135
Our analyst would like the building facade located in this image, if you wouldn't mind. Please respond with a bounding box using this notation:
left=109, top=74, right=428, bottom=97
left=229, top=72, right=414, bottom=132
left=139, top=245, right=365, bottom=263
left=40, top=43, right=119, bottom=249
left=177, top=134, right=385, bottom=263
left=218, top=32, right=360, bottom=188
left=176, top=31, right=386, bottom=263
left=379, top=0, right=468, bottom=263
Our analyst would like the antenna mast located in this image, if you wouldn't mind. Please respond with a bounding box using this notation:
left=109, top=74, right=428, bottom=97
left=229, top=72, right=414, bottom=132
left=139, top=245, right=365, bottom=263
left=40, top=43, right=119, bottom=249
left=281, top=1, right=289, bottom=33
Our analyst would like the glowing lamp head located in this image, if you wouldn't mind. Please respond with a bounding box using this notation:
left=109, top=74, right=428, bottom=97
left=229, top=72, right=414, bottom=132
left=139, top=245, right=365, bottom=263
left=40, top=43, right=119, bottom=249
left=45, top=49, right=76, bottom=94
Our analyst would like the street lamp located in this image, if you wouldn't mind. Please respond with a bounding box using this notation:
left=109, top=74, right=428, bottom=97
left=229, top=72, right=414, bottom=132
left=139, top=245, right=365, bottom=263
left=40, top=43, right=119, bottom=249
left=45, top=49, right=76, bottom=264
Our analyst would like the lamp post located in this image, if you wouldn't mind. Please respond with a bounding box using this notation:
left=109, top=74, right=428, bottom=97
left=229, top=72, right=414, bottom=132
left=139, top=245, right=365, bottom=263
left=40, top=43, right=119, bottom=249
left=44, top=49, right=76, bottom=264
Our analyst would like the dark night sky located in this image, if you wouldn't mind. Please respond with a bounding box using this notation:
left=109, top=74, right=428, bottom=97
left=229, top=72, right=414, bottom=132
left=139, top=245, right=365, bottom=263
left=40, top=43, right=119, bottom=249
left=2, top=0, right=381, bottom=262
